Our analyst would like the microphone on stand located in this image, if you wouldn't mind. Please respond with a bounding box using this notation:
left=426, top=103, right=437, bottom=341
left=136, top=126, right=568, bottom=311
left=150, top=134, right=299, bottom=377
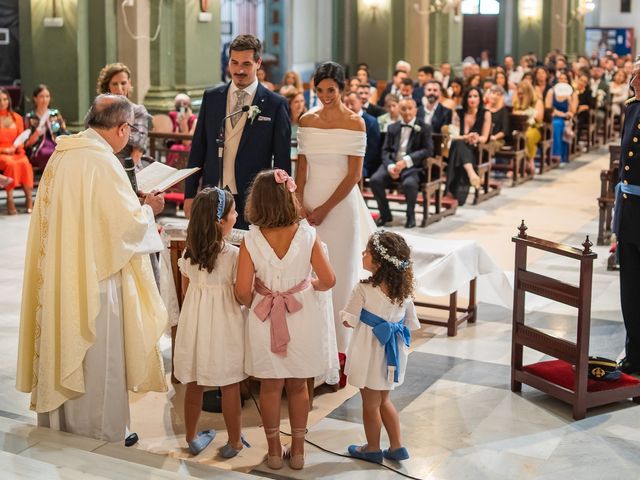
left=123, top=157, right=139, bottom=193
left=217, top=105, right=250, bottom=188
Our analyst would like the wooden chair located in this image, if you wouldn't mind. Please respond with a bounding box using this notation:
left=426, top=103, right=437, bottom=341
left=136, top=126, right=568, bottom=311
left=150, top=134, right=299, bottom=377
left=492, top=114, right=532, bottom=186
left=569, top=115, right=581, bottom=161
left=538, top=109, right=558, bottom=174
left=473, top=142, right=501, bottom=204
left=601, top=101, right=616, bottom=144
left=511, top=221, right=640, bottom=420
left=597, top=144, right=620, bottom=245
left=577, top=109, right=599, bottom=152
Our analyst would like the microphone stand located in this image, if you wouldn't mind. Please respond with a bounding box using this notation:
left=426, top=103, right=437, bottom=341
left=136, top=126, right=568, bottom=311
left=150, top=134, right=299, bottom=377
left=216, top=105, right=250, bottom=188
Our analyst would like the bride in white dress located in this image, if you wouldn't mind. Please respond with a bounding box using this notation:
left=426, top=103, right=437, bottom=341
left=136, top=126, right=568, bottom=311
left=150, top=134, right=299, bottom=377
left=296, top=61, right=376, bottom=356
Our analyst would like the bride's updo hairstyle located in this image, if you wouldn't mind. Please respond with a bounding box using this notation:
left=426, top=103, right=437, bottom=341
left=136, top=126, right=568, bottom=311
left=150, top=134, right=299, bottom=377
left=313, top=61, right=346, bottom=91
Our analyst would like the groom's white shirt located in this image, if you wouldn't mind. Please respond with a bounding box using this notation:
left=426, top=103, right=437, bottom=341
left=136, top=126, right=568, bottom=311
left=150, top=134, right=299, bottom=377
left=224, top=78, right=259, bottom=193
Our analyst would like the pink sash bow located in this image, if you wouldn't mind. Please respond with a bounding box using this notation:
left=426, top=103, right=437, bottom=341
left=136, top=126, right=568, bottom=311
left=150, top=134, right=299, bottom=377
left=253, top=276, right=311, bottom=356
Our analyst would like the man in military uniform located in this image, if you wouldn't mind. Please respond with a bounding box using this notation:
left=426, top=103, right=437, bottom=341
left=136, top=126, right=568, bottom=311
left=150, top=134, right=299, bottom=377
left=615, top=56, right=640, bottom=374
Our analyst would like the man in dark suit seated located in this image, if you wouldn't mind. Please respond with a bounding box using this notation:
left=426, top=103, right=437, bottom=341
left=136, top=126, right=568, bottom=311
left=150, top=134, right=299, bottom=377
left=344, top=91, right=381, bottom=177
left=413, top=65, right=435, bottom=104
left=184, top=34, right=291, bottom=228
left=377, top=69, right=409, bottom=106
left=416, top=80, right=453, bottom=134
left=357, top=84, right=385, bottom=118
left=370, top=98, right=433, bottom=228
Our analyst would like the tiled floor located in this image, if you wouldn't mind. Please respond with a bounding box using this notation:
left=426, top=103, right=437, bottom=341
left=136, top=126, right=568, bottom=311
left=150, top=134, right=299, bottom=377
left=3, top=146, right=640, bottom=479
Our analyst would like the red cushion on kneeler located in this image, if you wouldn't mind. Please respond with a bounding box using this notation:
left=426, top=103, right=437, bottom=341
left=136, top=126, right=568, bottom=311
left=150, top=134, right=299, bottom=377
left=164, top=192, right=185, bottom=205
left=524, top=360, right=640, bottom=392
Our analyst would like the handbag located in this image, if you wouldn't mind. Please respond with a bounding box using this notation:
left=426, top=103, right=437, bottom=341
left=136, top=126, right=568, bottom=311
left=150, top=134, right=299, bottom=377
left=562, top=119, right=574, bottom=143
left=29, top=136, right=56, bottom=170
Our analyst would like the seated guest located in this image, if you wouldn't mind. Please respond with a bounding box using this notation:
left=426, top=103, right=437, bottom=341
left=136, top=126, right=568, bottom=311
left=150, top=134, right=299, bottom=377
left=97, top=62, right=152, bottom=168
left=279, top=70, right=303, bottom=95
left=377, top=93, right=401, bottom=134
left=0, top=88, right=33, bottom=215
left=466, top=73, right=481, bottom=90
left=348, top=76, right=361, bottom=94
left=610, top=69, right=629, bottom=117
left=576, top=71, right=596, bottom=135
left=435, top=62, right=452, bottom=90
left=257, top=67, right=276, bottom=91
left=377, top=69, right=408, bottom=106
left=545, top=71, right=577, bottom=163
left=357, top=84, right=385, bottom=118
left=303, top=76, right=318, bottom=109
left=356, top=67, right=379, bottom=104
left=512, top=80, right=544, bottom=173
left=444, top=77, right=464, bottom=110
left=24, top=84, right=69, bottom=170
left=166, top=93, right=198, bottom=167
left=370, top=97, right=433, bottom=229
left=417, top=80, right=452, bottom=134
left=446, top=87, right=492, bottom=206
left=285, top=89, right=307, bottom=161
left=486, top=85, right=510, bottom=150
left=589, top=65, right=610, bottom=123
left=533, top=67, right=550, bottom=101
left=399, top=77, right=415, bottom=101
left=357, top=65, right=377, bottom=88
left=344, top=91, right=381, bottom=177
left=495, top=70, right=514, bottom=106
left=482, top=78, right=495, bottom=95
left=413, top=65, right=435, bottom=104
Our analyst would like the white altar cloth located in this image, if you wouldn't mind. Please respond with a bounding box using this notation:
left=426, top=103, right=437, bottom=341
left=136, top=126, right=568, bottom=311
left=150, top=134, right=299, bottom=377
left=401, top=233, right=512, bottom=308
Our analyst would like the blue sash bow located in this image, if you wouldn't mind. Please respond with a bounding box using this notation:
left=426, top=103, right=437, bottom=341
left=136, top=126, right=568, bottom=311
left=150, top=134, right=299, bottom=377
left=360, top=309, right=411, bottom=383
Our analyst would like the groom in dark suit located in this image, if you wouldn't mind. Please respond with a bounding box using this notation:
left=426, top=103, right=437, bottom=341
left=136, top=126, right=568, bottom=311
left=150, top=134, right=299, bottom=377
left=370, top=97, right=433, bottom=228
left=185, top=34, right=291, bottom=228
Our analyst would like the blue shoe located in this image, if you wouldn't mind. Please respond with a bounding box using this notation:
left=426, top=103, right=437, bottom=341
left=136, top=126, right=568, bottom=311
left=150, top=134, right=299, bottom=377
left=218, top=435, right=251, bottom=458
left=347, top=444, right=383, bottom=463
left=383, top=446, right=410, bottom=461
left=188, top=429, right=216, bottom=455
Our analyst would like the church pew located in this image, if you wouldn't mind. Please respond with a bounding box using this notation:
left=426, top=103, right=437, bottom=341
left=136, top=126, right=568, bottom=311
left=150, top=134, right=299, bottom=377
left=492, top=114, right=532, bottom=186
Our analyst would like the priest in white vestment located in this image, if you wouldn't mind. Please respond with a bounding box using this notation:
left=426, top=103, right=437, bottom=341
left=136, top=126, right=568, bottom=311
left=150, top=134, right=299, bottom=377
left=16, top=94, right=168, bottom=442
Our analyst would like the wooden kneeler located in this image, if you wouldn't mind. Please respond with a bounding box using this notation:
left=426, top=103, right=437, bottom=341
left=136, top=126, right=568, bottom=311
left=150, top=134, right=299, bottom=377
left=511, top=221, right=640, bottom=420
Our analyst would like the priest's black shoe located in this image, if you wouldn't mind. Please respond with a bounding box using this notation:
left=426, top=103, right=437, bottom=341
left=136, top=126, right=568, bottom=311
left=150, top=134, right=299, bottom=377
left=404, top=219, right=416, bottom=229
left=619, top=358, right=640, bottom=374
left=125, top=432, right=139, bottom=447
left=376, top=216, right=392, bottom=227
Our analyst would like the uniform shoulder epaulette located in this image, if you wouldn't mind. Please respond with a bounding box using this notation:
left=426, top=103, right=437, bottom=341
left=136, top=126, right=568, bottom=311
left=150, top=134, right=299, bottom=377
left=625, top=97, right=639, bottom=105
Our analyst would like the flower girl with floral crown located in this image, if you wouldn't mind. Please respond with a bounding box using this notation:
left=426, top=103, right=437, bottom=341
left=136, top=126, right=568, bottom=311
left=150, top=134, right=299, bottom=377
left=342, top=230, right=420, bottom=463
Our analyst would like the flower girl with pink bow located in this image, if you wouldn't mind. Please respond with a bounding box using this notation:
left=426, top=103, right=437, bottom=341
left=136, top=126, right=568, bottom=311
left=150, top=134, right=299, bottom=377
left=235, top=169, right=338, bottom=470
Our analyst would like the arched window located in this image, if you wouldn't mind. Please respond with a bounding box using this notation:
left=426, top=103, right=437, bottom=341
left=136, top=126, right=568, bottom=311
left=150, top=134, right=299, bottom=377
left=461, top=0, right=500, bottom=15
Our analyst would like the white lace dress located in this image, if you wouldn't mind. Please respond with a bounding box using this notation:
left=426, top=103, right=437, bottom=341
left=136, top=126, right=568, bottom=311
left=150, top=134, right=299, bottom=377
left=341, top=283, right=420, bottom=390
left=174, top=245, right=247, bottom=386
left=297, top=127, right=377, bottom=353
left=244, top=220, right=339, bottom=381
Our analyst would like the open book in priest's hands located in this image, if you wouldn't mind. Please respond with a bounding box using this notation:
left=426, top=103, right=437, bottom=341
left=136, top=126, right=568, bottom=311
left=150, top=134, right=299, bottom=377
left=135, top=161, right=200, bottom=193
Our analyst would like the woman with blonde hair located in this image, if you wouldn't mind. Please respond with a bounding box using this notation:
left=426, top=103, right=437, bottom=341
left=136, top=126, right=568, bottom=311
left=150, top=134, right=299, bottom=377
left=280, top=70, right=303, bottom=95
left=512, top=80, right=544, bottom=173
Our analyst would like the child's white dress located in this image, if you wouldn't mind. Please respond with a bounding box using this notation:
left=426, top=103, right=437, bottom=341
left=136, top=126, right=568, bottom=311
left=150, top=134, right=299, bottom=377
left=244, top=220, right=339, bottom=380
left=341, top=283, right=420, bottom=390
left=174, top=244, right=247, bottom=386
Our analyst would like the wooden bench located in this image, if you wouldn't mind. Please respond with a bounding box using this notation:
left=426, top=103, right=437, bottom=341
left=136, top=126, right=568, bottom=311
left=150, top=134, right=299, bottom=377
left=597, top=144, right=620, bottom=246
left=511, top=221, right=640, bottom=420
left=538, top=109, right=558, bottom=173
left=473, top=143, right=501, bottom=204
left=492, top=114, right=533, bottom=186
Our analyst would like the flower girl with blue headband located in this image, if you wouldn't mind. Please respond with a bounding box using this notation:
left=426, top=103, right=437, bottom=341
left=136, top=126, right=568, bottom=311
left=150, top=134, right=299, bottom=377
left=174, top=187, right=250, bottom=458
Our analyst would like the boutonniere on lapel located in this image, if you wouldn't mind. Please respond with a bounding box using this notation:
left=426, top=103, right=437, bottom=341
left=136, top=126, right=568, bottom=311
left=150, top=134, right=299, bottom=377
left=412, top=124, right=422, bottom=133
left=248, top=105, right=261, bottom=124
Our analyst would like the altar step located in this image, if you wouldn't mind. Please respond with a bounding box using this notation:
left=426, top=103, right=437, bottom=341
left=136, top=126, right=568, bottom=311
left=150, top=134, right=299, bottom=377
left=0, top=416, right=261, bottom=479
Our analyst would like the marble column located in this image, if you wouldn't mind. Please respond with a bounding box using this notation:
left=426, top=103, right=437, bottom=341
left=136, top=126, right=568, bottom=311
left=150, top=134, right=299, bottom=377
left=19, top=0, right=118, bottom=124
left=144, top=0, right=220, bottom=113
